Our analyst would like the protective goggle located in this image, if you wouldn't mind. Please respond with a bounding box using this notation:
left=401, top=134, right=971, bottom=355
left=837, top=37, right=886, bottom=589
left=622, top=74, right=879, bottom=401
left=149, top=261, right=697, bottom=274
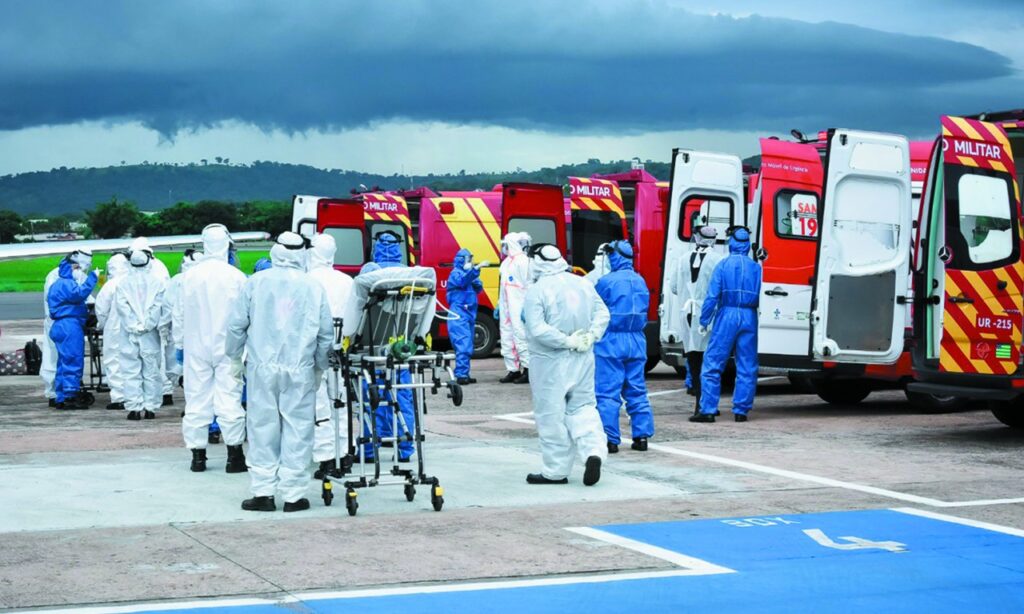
left=277, top=237, right=308, bottom=250
left=726, top=225, right=751, bottom=238
left=600, top=241, right=633, bottom=259
left=374, top=229, right=403, bottom=243
left=527, top=243, right=561, bottom=261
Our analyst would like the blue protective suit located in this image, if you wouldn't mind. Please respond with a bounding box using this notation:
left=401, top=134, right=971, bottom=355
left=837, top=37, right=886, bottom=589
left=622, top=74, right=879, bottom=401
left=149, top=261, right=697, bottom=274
left=447, top=248, right=483, bottom=379
left=47, top=259, right=98, bottom=402
left=361, top=237, right=416, bottom=460
left=698, top=230, right=761, bottom=416
left=593, top=243, right=655, bottom=444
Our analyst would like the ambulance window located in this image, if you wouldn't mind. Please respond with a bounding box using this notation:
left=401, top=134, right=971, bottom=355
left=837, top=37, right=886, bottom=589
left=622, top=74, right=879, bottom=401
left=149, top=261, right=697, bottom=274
left=571, top=211, right=624, bottom=267
left=678, top=196, right=733, bottom=241
left=509, top=217, right=556, bottom=246
left=296, top=220, right=316, bottom=239
left=946, top=169, right=1018, bottom=269
left=775, top=191, right=819, bottom=240
left=368, top=221, right=409, bottom=265
left=323, top=227, right=365, bottom=266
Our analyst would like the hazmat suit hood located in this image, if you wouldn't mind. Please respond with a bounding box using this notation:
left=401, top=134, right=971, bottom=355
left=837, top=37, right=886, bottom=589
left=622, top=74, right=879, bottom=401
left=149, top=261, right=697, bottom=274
left=694, top=226, right=717, bottom=248
left=606, top=241, right=634, bottom=272
left=371, top=232, right=403, bottom=266
left=107, top=253, right=130, bottom=280
left=179, top=251, right=201, bottom=274
left=270, top=232, right=307, bottom=270
left=529, top=244, right=568, bottom=281
left=728, top=227, right=751, bottom=255
left=202, top=224, right=232, bottom=262
left=129, top=237, right=152, bottom=254
left=57, top=257, right=76, bottom=280
left=309, top=234, right=336, bottom=271
left=502, top=232, right=526, bottom=258
left=453, top=248, right=472, bottom=269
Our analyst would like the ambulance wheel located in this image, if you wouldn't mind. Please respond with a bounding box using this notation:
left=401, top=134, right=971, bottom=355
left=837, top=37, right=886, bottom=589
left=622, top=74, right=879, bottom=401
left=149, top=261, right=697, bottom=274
left=322, top=481, right=334, bottom=507
left=473, top=313, right=499, bottom=358
left=990, top=402, right=1024, bottom=429
left=367, top=385, right=380, bottom=410
left=788, top=374, right=817, bottom=394
left=644, top=355, right=661, bottom=373
left=905, top=389, right=969, bottom=414
left=430, top=479, right=444, bottom=512
left=404, top=484, right=416, bottom=502
left=813, top=379, right=871, bottom=405
left=346, top=489, right=358, bottom=516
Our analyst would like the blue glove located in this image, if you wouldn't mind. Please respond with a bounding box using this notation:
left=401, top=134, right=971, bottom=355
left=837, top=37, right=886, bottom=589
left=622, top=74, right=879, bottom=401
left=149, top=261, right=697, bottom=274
left=175, top=349, right=184, bottom=365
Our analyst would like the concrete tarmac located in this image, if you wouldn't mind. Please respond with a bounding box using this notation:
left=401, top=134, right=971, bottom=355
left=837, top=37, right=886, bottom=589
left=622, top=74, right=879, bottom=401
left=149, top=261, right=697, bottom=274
left=0, top=318, right=1022, bottom=611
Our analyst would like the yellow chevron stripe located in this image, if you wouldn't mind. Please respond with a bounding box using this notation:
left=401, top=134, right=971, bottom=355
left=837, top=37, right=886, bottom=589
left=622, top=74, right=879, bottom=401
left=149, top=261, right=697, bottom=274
left=945, top=276, right=1007, bottom=373
left=951, top=116, right=984, bottom=141
left=577, top=177, right=592, bottom=184
left=396, top=215, right=412, bottom=229
left=601, top=198, right=626, bottom=218
left=942, top=126, right=953, bottom=137
left=376, top=212, right=394, bottom=222
left=991, top=160, right=1009, bottom=174
left=981, top=120, right=1011, bottom=150
left=465, top=197, right=502, bottom=249
left=580, top=197, right=603, bottom=211
left=957, top=156, right=979, bottom=167
left=941, top=306, right=994, bottom=373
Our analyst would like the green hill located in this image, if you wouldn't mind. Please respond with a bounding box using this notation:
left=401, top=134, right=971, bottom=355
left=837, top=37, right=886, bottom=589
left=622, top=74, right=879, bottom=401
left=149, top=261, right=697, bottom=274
left=0, top=159, right=673, bottom=216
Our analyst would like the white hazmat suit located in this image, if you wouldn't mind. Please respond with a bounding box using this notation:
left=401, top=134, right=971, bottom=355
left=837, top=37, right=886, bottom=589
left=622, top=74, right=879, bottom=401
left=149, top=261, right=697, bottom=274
left=131, top=237, right=174, bottom=398
left=584, top=244, right=610, bottom=285
left=671, top=227, right=724, bottom=354
left=163, top=251, right=201, bottom=392
left=95, top=254, right=130, bottom=406
left=498, top=232, right=531, bottom=375
left=173, top=226, right=247, bottom=451
left=226, top=232, right=334, bottom=505
left=522, top=244, right=610, bottom=484
left=115, top=251, right=166, bottom=417
left=306, top=234, right=354, bottom=466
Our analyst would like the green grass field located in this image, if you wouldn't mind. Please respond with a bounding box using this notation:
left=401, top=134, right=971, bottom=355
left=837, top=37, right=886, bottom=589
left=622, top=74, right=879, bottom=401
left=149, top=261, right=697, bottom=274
left=0, top=250, right=270, bottom=292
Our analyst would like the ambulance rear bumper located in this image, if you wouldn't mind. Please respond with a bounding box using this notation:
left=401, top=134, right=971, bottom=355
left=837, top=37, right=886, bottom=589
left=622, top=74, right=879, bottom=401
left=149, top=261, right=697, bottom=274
left=905, top=381, right=1022, bottom=402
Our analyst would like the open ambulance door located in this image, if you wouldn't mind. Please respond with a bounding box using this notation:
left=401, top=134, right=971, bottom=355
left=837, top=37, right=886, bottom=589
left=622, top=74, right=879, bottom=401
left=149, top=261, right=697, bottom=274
left=658, top=149, right=745, bottom=368
left=568, top=177, right=627, bottom=272
left=912, top=116, right=1024, bottom=393
left=316, top=198, right=369, bottom=277
left=810, top=130, right=911, bottom=364
left=502, top=183, right=569, bottom=256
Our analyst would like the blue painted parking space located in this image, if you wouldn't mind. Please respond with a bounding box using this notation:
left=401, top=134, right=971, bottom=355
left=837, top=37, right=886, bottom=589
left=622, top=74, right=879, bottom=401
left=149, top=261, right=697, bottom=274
left=121, top=509, right=1024, bottom=614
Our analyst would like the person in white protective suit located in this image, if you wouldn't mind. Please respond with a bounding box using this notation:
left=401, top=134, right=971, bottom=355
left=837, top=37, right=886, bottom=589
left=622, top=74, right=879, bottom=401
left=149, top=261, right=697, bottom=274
left=584, top=243, right=610, bottom=285
left=115, top=250, right=167, bottom=420
left=670, top=226, right=723, bottom=412
left=522, top=243, right=611, bottom=486
left=173, top=224, right=248, bottom=474
left=227, top=232, right=334, bottom=513
left=162, top=250, right=201, bottom=405
left=498, top=231, right=532, bottom=384
left=94, top=253, right=130, bottom=410
left=306, top=233, right=355, bottom=480
left=41, top=249, right=93, bottom=406
left=130, top=236, right=175, bottom=407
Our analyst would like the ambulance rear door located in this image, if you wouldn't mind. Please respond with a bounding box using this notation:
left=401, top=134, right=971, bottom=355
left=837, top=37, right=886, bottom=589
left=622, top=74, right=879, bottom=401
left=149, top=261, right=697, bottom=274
left=315, top=198, right=369, bottom=276
left=568, top=177, right=627, bottom=271
left=658, top=149, right=745, bottom=366
left=811, top=129, right=912, bottom=364
left=502, top=183, right=569, bottom=256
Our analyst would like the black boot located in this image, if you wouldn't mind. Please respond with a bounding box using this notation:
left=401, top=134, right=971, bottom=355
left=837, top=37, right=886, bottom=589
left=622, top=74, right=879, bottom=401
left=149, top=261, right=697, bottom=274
left=241, top=496, right=275, bottom=512
left=225, top=445, right=248, bottom=473
left=48, top=398, right=56, bottom=408
left=631, top=438, right=648, bottom=451
left=456, top=377, right=477, bottom=385
left=106, top=401, right=124, bottom=410
left=127, top=411, right=142, bottom=421
left=734, top=414, right=748, bottom=422
left=583, top=455, right=602, bottom=486
left=162, top=394, right=174, bottom=407
left=526, top=473, right=568, bottom=484
left=689, top=413, right=715, bottom=423
left=283, top=498, right=310, bottom=513
left=499, top=371, right=521, bottom=383
left=143, top=410, right=155, bottom=420
left=315, top=459, right=336, bottom=480
left=514, top=368, right=530, bottom=384
left=190, top=448, right=207, bottom=472
left=208, top=431, right=222, bottom=444
left=607, top=442, right=619, bottom=454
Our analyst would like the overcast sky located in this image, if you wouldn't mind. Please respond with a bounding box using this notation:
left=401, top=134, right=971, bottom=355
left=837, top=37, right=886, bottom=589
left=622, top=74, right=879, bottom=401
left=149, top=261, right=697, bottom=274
left=0, top=0, right=1020, bottom=176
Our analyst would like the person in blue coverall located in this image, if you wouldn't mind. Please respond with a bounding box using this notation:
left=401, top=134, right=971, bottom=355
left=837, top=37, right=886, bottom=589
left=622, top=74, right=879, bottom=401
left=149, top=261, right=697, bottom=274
left=48, top=254, right=99, bottom=409
left=593, top=241, right=655, bottom=452
left=447, top=248, right=487, bottom=385
left=360, top=231, right=416, bottom=461
left=691, top=227, right=761, bottom=423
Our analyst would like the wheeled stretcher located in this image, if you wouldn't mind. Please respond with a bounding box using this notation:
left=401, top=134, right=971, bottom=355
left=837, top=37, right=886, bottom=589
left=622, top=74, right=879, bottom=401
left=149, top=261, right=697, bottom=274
left=321, top=266, right=462, bottom=516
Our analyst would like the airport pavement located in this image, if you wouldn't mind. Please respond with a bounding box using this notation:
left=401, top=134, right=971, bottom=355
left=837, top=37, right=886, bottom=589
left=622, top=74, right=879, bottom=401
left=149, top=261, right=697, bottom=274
left=0, top=292, right=43, bottom=321
left=0, top=319, right=1022, bottom=612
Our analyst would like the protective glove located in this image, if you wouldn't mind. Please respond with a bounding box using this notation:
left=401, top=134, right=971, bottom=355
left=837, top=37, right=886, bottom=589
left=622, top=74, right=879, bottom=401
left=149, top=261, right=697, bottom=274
left=565, top=330, right=585, bottom=352
left=175, top=349, right=184, bottom=365
left=577, top=331, right=596, bottom=353
left=475, top=260, right=492, bottom=269
left=698, top=325, right=708, bottom=336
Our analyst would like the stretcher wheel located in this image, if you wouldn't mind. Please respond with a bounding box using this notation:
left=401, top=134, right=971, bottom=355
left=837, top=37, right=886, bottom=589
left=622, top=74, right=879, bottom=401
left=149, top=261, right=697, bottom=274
left=322, top=480, right=333, bottom=507
left=430, top=479, right=444, bottom=512
left=368, top=385, right=380, bottom=410
left=447, top=382, right=463, bottom=407
left=346, top=488, right=358, bottom=516
left=404, top=484, right=416, bottom=502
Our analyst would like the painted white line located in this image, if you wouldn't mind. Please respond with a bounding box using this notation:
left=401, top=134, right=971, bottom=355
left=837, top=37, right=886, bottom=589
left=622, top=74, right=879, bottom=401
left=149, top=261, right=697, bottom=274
left=565, top=526, right=735, bottom=575
left=492, top=413, right=1022, bottom=509
left=893, top=507, right=1024, bottom=538
left=25, top=597, right=292, bottom=614
left=648, top=388, right=686, bottom=398
left=493, top=411, right=535, bottom=425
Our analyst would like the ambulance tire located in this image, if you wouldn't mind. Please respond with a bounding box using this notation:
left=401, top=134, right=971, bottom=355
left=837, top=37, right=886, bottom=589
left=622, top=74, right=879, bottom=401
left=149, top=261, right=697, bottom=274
left=472, top=313, right=498, bottom=359
left=645, top=355, right=661, bottom=373
left=813, top=379, right=871, bottom=405
left=990, top=402, right=1024, bottom=429
left=904, top=390, right=969, bottom=414
left=788, top=374, right=817, bottom=394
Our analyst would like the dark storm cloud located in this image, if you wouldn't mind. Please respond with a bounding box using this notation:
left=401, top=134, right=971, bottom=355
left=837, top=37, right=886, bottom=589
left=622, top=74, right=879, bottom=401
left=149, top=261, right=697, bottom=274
left=0, top=0, right=1018, bottom=136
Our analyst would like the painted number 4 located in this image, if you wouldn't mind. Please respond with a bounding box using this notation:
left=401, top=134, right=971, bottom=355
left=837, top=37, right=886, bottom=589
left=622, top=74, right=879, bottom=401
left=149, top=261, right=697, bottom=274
left=804, top=529, right=907, bottom=553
